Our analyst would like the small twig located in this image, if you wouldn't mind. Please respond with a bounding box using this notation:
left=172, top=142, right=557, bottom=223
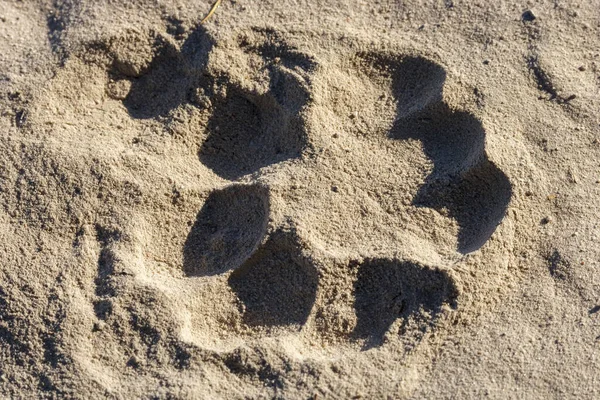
left=201, top=0, right=223, bottom=24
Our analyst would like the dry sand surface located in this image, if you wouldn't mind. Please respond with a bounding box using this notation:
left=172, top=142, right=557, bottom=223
left=0, top=0, right=599, bottom=398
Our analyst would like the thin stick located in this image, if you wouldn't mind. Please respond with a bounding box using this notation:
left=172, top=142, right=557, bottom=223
left=201, top=0, right=223, bottom=24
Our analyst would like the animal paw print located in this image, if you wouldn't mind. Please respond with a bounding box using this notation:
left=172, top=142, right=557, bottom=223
left=174, top=35, right=511, bottom=348
left=86, top=26, right=512, bottom=356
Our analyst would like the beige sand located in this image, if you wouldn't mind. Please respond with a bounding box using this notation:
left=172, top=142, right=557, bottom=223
left=0, top=0, right=599, bottom=398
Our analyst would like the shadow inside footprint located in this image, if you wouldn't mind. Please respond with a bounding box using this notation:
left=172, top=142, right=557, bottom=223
left=228, top=230, right=318, bottom=327
left=355, top=52, right=512, bottom=253
left=391, top=104, right=512, bottom=253
left=199, top=32, right=314, bottom=180
left=183, top=184, right=269, bottom=277
left=120, top=25, right=213, bottom=119
left=390, top=103, right=487, bottom=176
left=199, top=87, right=307, bottom=180
left=352, top=259, right=457, bottom=349
left=413, top=160, right=512, bottom=253
left=240, top=28, right=317, bottom=114
left=353, top=53, right=447, bottom=118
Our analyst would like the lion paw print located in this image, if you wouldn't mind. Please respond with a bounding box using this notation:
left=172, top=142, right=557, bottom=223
left=94, top=26, right=511, bottom=353
left=114, top=27, right=512, bottom=348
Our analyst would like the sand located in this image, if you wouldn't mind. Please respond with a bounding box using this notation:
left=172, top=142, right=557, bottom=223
left=0, top=0, right=599, bottom=398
